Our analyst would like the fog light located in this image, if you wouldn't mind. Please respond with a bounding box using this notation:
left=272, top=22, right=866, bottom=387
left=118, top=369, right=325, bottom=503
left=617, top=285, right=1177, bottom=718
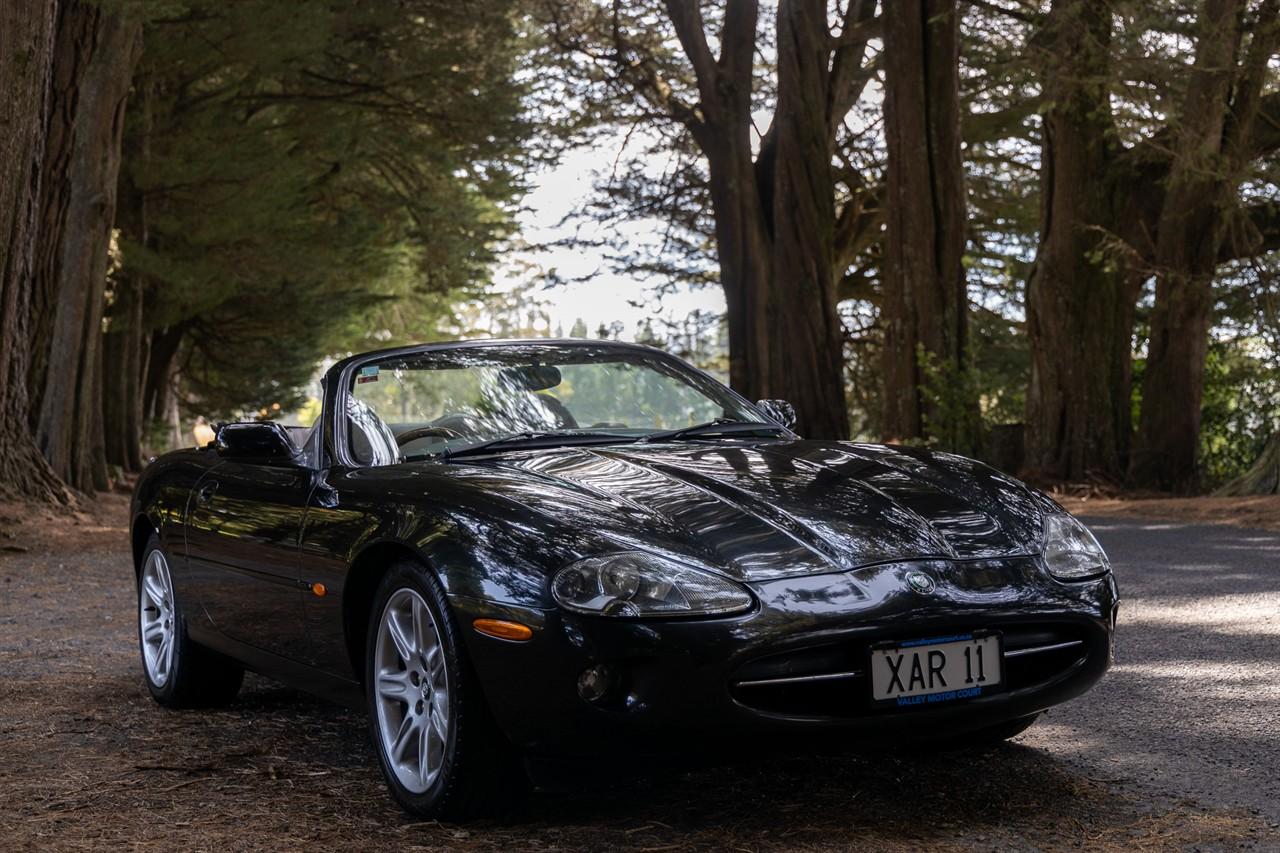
left=577, top=664, right=617, bottom=703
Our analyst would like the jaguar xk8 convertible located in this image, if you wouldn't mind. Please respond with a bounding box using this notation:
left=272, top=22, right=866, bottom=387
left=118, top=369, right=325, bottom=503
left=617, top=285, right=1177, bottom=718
left=131, top=339, right=1118, bottom=819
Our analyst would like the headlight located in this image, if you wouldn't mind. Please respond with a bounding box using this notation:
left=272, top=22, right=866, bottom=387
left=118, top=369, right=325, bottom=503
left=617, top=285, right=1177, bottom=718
left=552, top=552, right=753, bottom=617
left=1041, top=513, right=1110, bottom=580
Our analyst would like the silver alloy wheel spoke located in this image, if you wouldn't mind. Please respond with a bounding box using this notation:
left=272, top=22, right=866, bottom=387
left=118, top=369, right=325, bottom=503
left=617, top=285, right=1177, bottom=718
left=387, top=612, right=416, bottom=663
left=377, top=670, right=413, bottom=702
left=139, top=549, right=177, bottom=687
left=418, top=723, right=431, bottom=787
left=373, top=587, right=451, bottom=794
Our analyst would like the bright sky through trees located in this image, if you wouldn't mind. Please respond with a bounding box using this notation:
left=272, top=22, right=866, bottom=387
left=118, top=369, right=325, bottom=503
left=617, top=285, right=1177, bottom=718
left=500, top=135, right=726, bottom=336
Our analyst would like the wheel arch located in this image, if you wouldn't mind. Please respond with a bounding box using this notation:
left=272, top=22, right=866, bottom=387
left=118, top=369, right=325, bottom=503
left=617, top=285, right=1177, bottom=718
left=342, top=539, right=440, bottom=685
left=131, top=513, right=160, bottom=578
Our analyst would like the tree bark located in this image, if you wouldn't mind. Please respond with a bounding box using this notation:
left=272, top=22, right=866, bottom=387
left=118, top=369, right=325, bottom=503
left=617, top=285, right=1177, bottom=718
left=0, top=0, right=72, bottom=503
left=27, top=1, right=142, bottom=493
left=663, top=0, right=850, bottom=438
left=103, top=273, right=147, bottom=472
left=1130, top=0, right=1272, bottom=491
left=1215, top=433, right=1280, bottom=496
left=767, top=0, right=847, bottom=440
left=1023, top=0, right=1138, bottom=483
left=142, top=324, right=184, bottom=427
left=103, top=75, right=152, bottom=474
left=879, top=0, right=972, bottom=450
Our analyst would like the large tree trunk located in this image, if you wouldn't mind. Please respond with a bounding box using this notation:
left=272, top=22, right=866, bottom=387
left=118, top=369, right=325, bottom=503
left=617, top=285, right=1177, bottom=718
left=0, top=0, right=72, bottom=503
left=767, top=0, right=847, bottom=440
left=879, top=0, right=971, bottom=450
left=142, top=325, right=183, bottom=423
left=103, top=273, right=147, bottom=472
left=103, top=75, right=152, bottom=474
left=1130, top=0, right=1254, bottom=491
left=1023, top=0, right=1136, bottom=483
left=665, top=0, right=848, bottom=439
left=704, top=132, right=773, bottom=406
left=27, top=1, right=142, bottom=493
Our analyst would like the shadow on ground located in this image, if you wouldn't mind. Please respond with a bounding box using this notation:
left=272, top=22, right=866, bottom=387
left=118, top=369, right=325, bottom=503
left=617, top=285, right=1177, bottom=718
left=1, top=530, right=1276, bottom=851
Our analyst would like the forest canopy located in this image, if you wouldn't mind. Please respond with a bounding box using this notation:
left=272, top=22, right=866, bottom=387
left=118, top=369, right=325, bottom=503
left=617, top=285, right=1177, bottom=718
left=1, top=0, right=1279, bottom=502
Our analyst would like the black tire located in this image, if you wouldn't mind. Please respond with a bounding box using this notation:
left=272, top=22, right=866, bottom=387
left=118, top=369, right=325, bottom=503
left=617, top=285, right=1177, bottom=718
left=137, top=535, right=244, bottom=708
left=364, top=559, right=526, bottom=821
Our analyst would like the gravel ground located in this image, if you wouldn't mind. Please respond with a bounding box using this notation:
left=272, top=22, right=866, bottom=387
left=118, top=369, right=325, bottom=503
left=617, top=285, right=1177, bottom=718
left=0, top=502, right=1277, bottom=851
left=1024, top=517, right=1280, bottom=822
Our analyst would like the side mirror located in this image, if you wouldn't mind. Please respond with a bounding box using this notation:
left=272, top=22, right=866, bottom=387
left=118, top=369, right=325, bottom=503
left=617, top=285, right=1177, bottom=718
left=755, top=399, right=797, bottom=430
left=215, top=422, right=299, bottom=463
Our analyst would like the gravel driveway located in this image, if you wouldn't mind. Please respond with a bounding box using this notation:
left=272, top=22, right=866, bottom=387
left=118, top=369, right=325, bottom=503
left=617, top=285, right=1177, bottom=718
left=0, top=512, right=1277, bottom=851
left=1025, top=517, right=1280, bottom=822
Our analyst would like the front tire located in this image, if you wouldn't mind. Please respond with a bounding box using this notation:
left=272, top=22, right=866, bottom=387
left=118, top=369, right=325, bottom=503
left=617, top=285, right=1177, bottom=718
left=365, top=560, right=524, bottom=821
left=137, top=536, right=244, bottom=708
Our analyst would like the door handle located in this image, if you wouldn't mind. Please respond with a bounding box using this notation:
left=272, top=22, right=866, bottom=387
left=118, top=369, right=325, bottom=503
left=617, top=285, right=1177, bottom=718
left=195, top=480, right=219, bottom=505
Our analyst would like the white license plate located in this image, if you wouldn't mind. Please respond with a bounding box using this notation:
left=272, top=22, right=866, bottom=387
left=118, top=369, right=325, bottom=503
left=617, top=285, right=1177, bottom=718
left=869, top=633, right=1002, bottom=706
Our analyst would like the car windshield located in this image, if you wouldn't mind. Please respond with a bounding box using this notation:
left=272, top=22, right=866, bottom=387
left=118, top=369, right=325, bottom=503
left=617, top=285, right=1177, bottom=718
left=345, top=344, right=770, bottom=464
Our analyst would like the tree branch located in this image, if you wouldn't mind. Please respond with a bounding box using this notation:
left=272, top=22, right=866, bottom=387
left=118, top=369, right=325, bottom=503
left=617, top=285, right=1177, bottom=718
left=1226, top=0, right=1280, bottom=164
left=1220, top=201, right=1280, bottom=262
left=1243, top=84, right=1280, bottom=159
left=827, top=0, right=878, bottom=140
left=718, top=0, right=760, bottom=81
left=965, top=0, right=1039, bottom=24
left=663, top=1, right=722, bottom=119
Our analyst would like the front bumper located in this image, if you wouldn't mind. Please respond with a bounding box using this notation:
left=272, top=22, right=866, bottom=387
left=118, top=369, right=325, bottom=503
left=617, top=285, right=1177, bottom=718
left=453, top=557, right=1119, bottom=756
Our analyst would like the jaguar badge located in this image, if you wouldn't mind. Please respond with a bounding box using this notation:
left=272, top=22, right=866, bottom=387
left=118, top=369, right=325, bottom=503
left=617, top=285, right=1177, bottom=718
left=906, top=571, right=936, bottom=594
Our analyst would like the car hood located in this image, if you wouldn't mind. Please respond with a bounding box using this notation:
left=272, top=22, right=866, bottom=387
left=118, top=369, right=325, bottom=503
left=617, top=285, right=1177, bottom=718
left=434, top=439, right=1054, bottom=583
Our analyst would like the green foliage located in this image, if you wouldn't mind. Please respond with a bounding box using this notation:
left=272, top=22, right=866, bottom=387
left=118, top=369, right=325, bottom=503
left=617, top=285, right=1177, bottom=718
left=970, top=306, right=1029, bottom=427
left=917, top=345, right=982, bottom=456
left=1199, top=340, right=1280, bottom=488
left=122, top=0, right=533, bottom=418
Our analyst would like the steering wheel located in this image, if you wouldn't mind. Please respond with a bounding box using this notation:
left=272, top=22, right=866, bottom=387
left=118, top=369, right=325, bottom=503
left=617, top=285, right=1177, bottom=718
left=395, top=426, right=464, bottom=446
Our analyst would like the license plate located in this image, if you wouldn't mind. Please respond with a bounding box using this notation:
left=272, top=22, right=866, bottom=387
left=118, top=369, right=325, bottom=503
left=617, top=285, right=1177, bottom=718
left=869, top=632, right=1002, bottom=707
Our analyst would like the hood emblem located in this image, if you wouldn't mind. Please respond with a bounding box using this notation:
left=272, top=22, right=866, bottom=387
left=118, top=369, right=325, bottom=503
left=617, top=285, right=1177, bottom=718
left=906, top=571, right=936, bottom=594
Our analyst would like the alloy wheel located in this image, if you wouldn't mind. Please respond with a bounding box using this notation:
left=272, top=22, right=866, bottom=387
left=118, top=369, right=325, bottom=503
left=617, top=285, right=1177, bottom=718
left=139, top=549, right=176, bottom=687
left=373, top=587, right=451, bottom=794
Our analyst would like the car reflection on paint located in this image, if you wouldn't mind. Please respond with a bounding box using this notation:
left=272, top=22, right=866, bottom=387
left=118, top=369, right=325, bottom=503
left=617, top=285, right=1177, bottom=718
left=130, top=339, right=1118, bottom=820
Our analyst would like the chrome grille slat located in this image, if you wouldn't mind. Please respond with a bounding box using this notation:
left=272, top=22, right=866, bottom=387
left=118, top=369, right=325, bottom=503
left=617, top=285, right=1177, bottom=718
left=734, top=669, right=863, bottom=688
left=1003, top=639, right=1085, bottom=659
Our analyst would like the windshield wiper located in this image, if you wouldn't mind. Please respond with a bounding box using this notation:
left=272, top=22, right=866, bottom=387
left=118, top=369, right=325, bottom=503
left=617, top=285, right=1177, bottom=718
left=438, top=430, right=637, bottom=462
left=641, top=418, right=788, bottom=443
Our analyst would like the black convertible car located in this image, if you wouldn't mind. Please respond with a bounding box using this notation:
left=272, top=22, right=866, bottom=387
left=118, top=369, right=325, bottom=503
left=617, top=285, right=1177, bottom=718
left=131, top=339, right=1117, bottom=819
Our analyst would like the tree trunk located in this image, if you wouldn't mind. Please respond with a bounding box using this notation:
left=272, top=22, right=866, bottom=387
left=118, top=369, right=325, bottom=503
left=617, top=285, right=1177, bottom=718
left=1023, top=0, right=1136, bottom=483
left=1130, top=0, right=1251, bottom=491
left=103, top=273, right=146, bottom=472
left=0, top=0, right=72, bottom=503
left=879, top=0, right=971, bottom=450
left=27, top=1, right=142, bottom=493
left=704, top=136, right=773, bottom=406
left=1215, top=434, right=1280, bottom=495
left=664, top=0, right=848, bottom=439
left=767, top=0, right=847, bottom=440
left=142, top=323, right=185, bottom=454
left=103, top=76, right=152, bottom=474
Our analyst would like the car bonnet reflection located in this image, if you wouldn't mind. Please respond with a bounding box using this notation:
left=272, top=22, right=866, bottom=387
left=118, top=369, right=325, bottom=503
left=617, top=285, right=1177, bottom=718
left=425, top=438, right=1053, bottom=583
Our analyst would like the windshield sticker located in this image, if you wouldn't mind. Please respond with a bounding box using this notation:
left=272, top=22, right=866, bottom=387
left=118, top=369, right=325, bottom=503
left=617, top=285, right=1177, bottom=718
left=357, top=365, right=379, bottom=384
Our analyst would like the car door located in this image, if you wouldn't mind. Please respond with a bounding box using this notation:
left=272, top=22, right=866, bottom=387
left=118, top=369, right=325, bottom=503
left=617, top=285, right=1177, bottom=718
left=184, top=458, right=316, bottom=660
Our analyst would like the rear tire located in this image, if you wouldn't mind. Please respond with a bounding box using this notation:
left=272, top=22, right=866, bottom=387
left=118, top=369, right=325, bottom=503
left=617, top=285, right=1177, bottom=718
left=138, top=535, right=244, bottom=708
left=365, top=559, right=526, bottom=821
